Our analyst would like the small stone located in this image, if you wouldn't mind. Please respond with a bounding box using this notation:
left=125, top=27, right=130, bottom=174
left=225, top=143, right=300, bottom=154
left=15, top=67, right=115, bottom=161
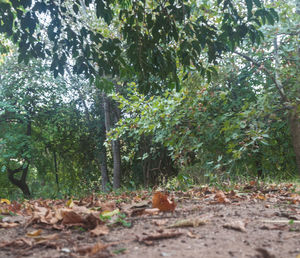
left=61, top=248, right=71, bottom=253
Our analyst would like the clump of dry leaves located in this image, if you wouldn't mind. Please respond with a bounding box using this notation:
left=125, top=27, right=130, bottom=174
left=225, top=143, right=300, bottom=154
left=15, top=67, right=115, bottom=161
left=0, top=182, right=299, bottom=257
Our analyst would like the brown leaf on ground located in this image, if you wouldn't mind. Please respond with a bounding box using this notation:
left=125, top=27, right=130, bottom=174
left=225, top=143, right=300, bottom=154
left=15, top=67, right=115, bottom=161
left=90, top=224, right=110, bottom=237
left=167, top=217, right=208, bottom=228
left=76, top=241, right=109, bottom=256
left=101, top=201, right=117, bottom=212
left=128, top=208, right=147, bottom=217
left=93, top=199, right=102, bottom=207
left=0, top=200, right=23, bottom=216
left=286, top=194, right=300, bottom=204
left=2, top=215, right=27, bottom=224
left=254, top=193, right=267, bottom=201
left=32, top=233, right=60, bottom=244
left=61, top=210, right=84, bottom=225
left=33, top=203, right=49, bottom=216
left=186, top=230, right=198, bottom=238
left=153, top=219, right=168, bottom=226
left=143, top=208, right=160, bottom=215
left=27, top=229, right=43, bottom=237
left=72, top=204, right=94, bottom=214
left=130, top=200, right=149, bottom=208
left=152, top=192, right=176, bottom=212
left=0, top=208, right=9, bottom=215
left=0, top=237, right=33, bottom=248
left=1, top=184, right=300, bottom=257
left=213, top=190, right=231, bottom=204
left=223, top=220, right=246, bottom=232
left=0, top=222, right=19, bottom=228
left=8, top=201, right=22, bottom=214
left=84, top=213, right=102, bottom=229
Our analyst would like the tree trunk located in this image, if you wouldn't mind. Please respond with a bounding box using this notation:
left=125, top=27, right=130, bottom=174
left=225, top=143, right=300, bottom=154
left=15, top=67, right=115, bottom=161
left=7, top=163, right=31, bottom=197
left=103, top=93, right=122, bottom=189
left=53, top=151, right=59, bottom=191
left=75, top=85, right=110, bottom=192
left=7, top=118, right=32, bottom=197
left=111, top=92, right=122, bottom=189
left=99, top=115, right=109, bottom=192
left=99, top=147, right=109, bottom=191
left=289, top=105, right=300, bottom=176
left=112, top=140, right=121, bottom=189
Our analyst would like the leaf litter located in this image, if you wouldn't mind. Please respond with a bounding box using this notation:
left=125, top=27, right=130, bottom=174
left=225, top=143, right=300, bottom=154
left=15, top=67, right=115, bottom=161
left=0, top=182, right=300, bottom=257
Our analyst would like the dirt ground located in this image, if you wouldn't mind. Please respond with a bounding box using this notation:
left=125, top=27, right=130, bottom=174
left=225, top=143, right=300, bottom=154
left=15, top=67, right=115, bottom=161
left=0, top=184, right=300, bottom=258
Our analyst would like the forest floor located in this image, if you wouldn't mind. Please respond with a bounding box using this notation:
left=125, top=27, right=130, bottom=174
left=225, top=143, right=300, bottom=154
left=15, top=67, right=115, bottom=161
left=1, top=182, right=300, bottom=258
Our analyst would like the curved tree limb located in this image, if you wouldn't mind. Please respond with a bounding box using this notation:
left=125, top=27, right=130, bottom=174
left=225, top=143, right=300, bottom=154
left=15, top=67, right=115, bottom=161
left=233, top=51, right=289, bottom=105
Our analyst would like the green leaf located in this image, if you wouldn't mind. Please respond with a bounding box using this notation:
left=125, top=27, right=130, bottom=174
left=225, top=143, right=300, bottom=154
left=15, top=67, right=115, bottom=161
left=245, top=0, right=253, bottom=18
left=206, top=70, right=211, bottom=83
left=269, top=8, right=279, bottom=22
left=96, top=1, right=105, bottom=19
left=252, top=0, right=261, bottom=8
left=265, top=12, right=274, bottom=25
left=20, top=0, right=32, bottom=8
left=73, top=4, right=79, bottom=14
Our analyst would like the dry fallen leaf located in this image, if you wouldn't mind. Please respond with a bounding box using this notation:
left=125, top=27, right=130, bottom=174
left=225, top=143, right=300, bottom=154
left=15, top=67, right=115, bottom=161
left=0, top=237, right=33, bottom=248
left=152, top=192, right=176, bottom=212
left=83, top=213, right=102, bottom=229
left=167, top=217, right=208, bottom=228
left=223, top=220, right=246, bottom=232
left=0, top=199, right=11, bottom=205
left=2, top=215, right=26, bottom=224
left=76, top=241, right=109, bottom=256
left=27, top=229, right=43, bottom=237
left=187, top=230, right=198, bottom=238
left=29, top=233, right=60, bottom=243
left=66, top=199, right=74, bottom=208
left=62, top=210, right=84, bottom=225
left=143, top=208, right=160, bottom=215
left=153, top=219, right=168, bottom=226
left=101, top=201, right=117, bottom=212
left=101, top=208, right=120, bottom=218
left=0, top=222, right=19, bottom=228
left=214, top=191, right=231, bottom=204
left=128, top=208, right=147, bottom=217
left=130, top=200, right=149, bottom=208
left=90, top=225, right=110, bottom=237
left=256, top=194, right=267, bottom=200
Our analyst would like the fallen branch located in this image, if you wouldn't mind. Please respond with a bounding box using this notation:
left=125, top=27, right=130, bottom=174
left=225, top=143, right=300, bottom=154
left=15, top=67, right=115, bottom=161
left=139, top=231, right=183, bottom=242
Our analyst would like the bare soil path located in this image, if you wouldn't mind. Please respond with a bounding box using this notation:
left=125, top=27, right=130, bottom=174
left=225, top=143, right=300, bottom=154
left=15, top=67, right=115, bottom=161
left=0, top=183, right=300, bottom=258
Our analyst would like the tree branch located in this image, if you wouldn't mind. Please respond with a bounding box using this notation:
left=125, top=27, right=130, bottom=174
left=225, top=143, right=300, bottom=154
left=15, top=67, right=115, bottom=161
left=233, top=51, right=289, bottom=105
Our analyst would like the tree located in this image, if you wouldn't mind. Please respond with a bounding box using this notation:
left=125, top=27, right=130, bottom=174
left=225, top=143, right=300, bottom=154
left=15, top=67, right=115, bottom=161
left=0, top=0, right=277, bottom=92
left=0, top=51, right=67, bottom=196
left=233, top=0, right=300, bottom=175
left=0, top=0, right=283, bottom=190
left=0, top=49, right=112, bottom=197
left=69, top=75, right=111, bottom=192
